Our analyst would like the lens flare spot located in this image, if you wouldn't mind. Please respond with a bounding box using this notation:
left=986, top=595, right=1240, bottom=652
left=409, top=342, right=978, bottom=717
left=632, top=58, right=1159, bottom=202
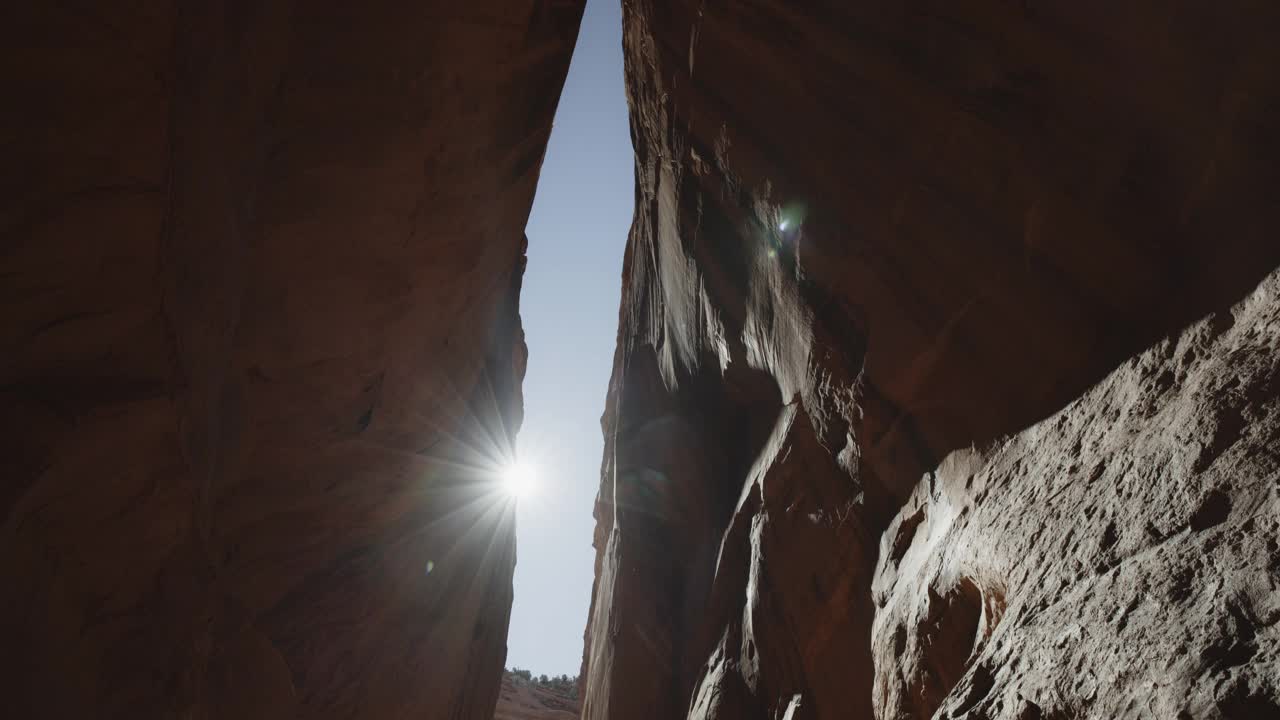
left=778, top=219, right=790, bottom=231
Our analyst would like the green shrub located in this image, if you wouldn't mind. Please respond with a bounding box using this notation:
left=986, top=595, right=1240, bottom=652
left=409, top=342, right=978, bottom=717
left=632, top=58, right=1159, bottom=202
left=505, top=668, right=579, bottom=695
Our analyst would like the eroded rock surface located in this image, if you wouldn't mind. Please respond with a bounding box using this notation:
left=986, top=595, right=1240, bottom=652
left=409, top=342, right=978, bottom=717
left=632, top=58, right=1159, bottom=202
left=581, top=2, right=1280, bottom=719
left=875, top=271, right=1280, bottom=719
left=2, top=1, right=583, bottom=718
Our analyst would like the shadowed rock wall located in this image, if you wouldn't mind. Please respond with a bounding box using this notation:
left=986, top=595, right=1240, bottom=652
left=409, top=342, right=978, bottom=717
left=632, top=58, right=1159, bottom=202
left=581, top=1, right=1280, bottom=719
left=1, top=1, right=583, bottom=718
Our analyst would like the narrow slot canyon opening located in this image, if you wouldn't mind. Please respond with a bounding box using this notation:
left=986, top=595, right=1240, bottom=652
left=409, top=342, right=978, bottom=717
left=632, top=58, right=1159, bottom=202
left=496, top=0, right=632, bottom=715
left=8, top=0, right=1280, bottom=717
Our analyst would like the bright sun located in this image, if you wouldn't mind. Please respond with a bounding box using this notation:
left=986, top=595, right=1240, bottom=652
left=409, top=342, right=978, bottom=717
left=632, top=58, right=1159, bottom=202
left=501, top=461, right=536, bottom=499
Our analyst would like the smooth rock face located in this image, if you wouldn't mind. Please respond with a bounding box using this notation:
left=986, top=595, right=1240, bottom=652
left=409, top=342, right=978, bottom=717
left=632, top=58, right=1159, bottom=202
left=1, top=2, right=583, bottom=718
left=581, top=2, right=1280, bottom=719
left=874, top=271, right=1280, bottom=719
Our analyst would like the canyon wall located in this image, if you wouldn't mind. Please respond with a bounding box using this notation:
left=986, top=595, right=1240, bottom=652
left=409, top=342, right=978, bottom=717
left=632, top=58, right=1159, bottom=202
left=1, top=1, right=583, bottom=718
left=582, top=2, right=1280, bottom=719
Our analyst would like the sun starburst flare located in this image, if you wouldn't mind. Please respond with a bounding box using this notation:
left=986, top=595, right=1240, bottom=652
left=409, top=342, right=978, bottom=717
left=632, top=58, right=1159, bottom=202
left=501, top=461, right=537, bottom=499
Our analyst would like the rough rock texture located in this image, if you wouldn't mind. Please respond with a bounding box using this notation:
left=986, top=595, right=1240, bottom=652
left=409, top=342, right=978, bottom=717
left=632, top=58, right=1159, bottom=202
left=2, top=1, right=582, bottom=718
left=581, top=2, right=1280, bottom=719
left=494, top=673, right=580, bottom=720
left=875, top=272, right=1280, bottom=719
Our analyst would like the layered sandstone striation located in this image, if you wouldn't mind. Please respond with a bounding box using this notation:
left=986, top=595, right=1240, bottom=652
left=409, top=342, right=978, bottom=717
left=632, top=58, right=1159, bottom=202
left=2, top=1, right=583, bottom=718
left=581, top=2, right=1280, bottom=719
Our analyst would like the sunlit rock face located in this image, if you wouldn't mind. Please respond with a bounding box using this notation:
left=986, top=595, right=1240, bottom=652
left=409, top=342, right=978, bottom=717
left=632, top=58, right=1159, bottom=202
left=582, top=2, right=1280, bottom=719
left=873, top=271, right=1280, bottom=720
left=1, top=1, right=583, bottom=718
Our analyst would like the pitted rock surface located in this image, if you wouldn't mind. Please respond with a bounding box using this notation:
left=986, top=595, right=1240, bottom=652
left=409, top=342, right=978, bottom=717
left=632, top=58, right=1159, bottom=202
left=875, top=270, right=1280, bottom=719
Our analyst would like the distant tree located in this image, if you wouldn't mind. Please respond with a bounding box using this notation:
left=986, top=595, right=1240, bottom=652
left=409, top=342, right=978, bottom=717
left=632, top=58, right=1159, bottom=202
left=507, top=668, right=581, bottom=696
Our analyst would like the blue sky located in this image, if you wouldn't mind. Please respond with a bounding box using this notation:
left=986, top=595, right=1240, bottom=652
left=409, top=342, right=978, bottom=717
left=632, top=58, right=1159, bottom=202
left=508, top=0, right=632, bottom=677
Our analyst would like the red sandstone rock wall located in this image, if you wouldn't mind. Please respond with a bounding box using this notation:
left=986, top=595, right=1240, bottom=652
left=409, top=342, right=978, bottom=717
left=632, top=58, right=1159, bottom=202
left=2, top=2, right=583, bottom=718
left=582, top=2, right=1280, bottom=719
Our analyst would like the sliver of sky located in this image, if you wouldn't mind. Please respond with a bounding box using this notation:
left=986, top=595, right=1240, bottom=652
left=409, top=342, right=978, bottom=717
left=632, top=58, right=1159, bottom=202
left=509, top=0, right=632, bottom=677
